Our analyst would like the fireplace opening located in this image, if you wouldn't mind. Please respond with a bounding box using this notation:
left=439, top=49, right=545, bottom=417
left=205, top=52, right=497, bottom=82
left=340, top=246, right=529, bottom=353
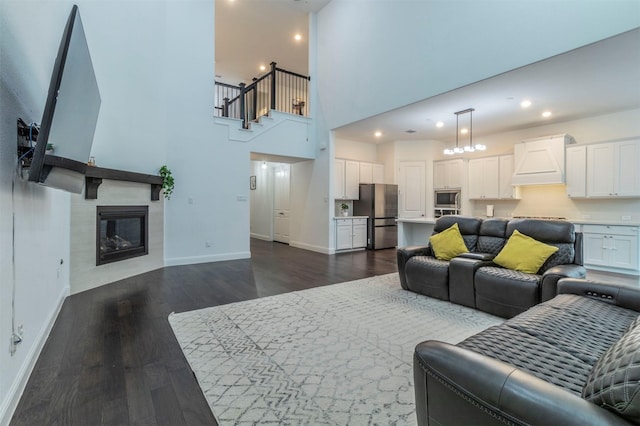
left=96, top=205, right=148, bottom=265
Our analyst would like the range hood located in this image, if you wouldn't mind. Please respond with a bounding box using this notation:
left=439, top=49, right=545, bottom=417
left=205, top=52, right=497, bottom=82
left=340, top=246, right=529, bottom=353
left=512, top=134, right=575, bottom=186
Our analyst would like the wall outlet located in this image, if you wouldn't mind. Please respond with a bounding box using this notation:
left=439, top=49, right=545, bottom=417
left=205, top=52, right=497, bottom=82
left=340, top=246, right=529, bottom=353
left=621, top=215, right=632, bottom=221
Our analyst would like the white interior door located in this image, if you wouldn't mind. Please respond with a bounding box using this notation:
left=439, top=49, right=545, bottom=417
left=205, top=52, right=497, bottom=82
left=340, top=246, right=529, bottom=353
left=399, top=161, right=425, bottom=218
left=273, top=164, right=290, bottom=244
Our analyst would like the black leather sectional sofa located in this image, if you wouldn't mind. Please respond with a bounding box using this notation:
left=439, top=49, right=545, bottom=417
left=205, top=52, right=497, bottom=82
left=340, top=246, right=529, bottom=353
left=397, top=216, right=587, bottom=318
left=414, top=278, right=640, bottom=425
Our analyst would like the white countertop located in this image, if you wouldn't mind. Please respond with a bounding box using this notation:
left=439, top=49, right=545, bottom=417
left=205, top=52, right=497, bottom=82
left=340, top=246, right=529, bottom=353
left=334, top=216, right=369, bottom=219
left=396, top=217, right=437, bottom=224
left=568, top=219, right=640, bottom=226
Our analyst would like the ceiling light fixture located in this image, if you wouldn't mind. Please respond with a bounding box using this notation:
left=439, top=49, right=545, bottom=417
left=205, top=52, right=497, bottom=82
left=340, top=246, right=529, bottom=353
left=520, top=99, right=532, bottom=108
left=259, top=65, right=266, bottom=72
left=261, top=161, right=267, bottom=169
left=294, top=34, right=302, bottom=41
left=444, top=108, right=486, bottom=155
left=436, top=121, right=444, bottom=128
left=542, top=110, right=552, bottom=118
left=374, top=130, right=382, bottom=137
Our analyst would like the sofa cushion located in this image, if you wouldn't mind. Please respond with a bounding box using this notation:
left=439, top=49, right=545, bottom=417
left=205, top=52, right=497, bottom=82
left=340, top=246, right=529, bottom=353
left=429, top=223, right=468, bottom=260
left=474, top=267, right=541, bottom=318
left=582, top=318, right=640, bottom=423
left=493, top=230, right=559, bottom=274
left=405, top=256, right=450, bottom=300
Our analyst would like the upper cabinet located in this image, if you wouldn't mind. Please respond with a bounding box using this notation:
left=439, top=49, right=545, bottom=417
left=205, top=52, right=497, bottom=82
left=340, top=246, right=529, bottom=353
left=336, top=159, right=385, bottom=199
left=335, top=159, right=360, bottom=199
left=359, top=162, right=385, bottom=184
left=468, top=155, right=519, bottom=200
left=468, top=157, right=499, bottom=199
left=434, top=159, right=463, bottom=189
left=567, top=140, right=640, bottom=198
left=565, top=145, right=587, bottom=198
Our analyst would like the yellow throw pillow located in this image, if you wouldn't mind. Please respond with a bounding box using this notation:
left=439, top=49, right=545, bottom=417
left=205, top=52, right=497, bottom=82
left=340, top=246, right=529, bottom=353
left=429, top=223, right=469, bottom=261
left=493, top=229, right=559, bottom=274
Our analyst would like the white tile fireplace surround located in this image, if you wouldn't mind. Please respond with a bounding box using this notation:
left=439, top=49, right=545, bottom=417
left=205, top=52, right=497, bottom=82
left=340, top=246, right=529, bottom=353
left=70, top=178, right=164, bottom=294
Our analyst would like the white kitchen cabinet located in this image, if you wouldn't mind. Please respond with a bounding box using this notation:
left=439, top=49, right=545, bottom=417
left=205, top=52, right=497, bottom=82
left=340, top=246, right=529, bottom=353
left=582, top=224, right=639, bottom=274
left=468, top=157, right=499, bottom=199
left=359, top=162, right=373, bottom=184
left=566, top=145, right=587, bottom=198
left=587, top=141, right=640, bottom=197
left=335, top=159, right=360, bottom=199
left=359, top=162, right=385, bottom=184
left=335, top=217, right=367, bottom=251
left=467, top=155, right=517, bottom=200
left=372, top=164, right=385, bottom=184
left=498, top=155, right=519, bottom=199
left=434, top=159, right=463, bottom=189
left=352, top=218, right=367, bottom=248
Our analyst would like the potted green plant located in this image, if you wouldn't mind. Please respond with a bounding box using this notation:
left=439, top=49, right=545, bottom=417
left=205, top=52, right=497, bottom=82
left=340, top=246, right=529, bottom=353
left=159, top=165, right=174, bottom=200
left=340, top=202, right=349, bottom=217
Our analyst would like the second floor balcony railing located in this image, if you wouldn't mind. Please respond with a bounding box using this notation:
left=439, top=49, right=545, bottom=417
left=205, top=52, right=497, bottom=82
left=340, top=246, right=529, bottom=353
left=214, top=62, right=310, bottom=129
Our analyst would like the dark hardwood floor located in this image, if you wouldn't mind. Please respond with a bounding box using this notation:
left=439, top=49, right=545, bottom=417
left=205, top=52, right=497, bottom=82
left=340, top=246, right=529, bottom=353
left=11, top=240, right=398, bottom=425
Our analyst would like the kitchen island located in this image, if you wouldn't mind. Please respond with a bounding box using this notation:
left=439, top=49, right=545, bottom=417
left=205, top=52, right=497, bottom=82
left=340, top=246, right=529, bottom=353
left=396, top=217, right=437, bottom=247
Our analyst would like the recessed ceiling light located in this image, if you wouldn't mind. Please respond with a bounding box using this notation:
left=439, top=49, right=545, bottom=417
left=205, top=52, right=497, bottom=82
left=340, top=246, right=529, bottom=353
left=294, top=34, right=302, bottom=41
left=436, top=121, right=444, bottom=128
left=520, top=99, right=532, bottom=108
left=374, top=131, right=382, bottom=137
left=542, top=111, right=552, bottom=118
left=259, top=65, right=266, bottom=72
left=460, top=128, right=469, bottom=135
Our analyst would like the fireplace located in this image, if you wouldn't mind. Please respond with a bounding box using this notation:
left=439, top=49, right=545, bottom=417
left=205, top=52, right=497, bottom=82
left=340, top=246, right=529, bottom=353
left=96, top=205, right=148, bottom=265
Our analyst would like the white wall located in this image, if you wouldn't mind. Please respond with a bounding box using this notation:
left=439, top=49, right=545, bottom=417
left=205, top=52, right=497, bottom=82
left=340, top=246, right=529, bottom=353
left=335, top=137, right=378, bottom=162
left=316, top=0, right=640, bottom=131
left=0, top=2, right=74, bottom=423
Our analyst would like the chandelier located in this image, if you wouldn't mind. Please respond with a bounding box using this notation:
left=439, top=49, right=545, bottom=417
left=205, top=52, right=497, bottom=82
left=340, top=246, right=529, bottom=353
left=443, top=108, right=486, bottom=155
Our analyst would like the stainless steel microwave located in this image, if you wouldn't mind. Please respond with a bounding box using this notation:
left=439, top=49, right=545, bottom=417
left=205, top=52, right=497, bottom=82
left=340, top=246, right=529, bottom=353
left=434, top=190, right=460, bottom=208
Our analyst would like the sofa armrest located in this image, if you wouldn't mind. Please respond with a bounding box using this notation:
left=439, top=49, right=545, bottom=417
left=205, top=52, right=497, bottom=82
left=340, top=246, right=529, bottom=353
left=457, top=252, right=495, bottom=261
left=558, top=278, right=640, bottom=313
left=397, top=246, right=432, bottom=290
left=540, top=264, right=587, bottom=302
left=448, top=257, right=493, bottom=308
left=414, top=341, right=631, bottom=426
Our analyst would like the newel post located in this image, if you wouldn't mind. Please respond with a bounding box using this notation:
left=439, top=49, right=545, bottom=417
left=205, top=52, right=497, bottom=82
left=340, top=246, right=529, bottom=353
left=239, top=82, right=247, bottom=128
left=270, top=62, right=277, bottom=111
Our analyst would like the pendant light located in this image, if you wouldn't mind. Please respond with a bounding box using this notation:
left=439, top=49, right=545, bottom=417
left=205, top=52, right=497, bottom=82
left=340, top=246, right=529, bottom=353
left=443, top=108, right=486, bottom=155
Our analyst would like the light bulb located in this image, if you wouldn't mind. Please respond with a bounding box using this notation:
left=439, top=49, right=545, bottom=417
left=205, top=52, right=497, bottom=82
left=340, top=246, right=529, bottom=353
left=444, top=148, right=454, bottom=155
left=464, top=145, right=474, bottom=152
left=475, top=144, right=487, bottom=151
left=453, top=147, right=464, bottom=154
left=261, top=162, right=267, bottom=169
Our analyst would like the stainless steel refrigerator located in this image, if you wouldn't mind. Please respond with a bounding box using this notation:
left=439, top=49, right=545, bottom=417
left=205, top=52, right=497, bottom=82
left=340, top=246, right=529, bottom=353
left=353, top=184, right=398, bottom=250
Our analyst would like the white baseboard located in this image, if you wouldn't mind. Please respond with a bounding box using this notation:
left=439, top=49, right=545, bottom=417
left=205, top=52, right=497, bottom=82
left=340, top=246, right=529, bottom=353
left=289, top=240, right=332, bottom=255
left=0, top=285, right=69, bottom=426
left=164, top=251, right=251, bottom=267
left=250, top=233, right=272, bottom=241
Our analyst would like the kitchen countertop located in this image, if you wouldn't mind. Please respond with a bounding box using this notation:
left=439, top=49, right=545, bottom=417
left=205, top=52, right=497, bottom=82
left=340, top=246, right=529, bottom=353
left=334, top=216, right=369, bottom=219
left=396, top=217, right=437, bottom=224
left=567, top=219, right=640, bottom=226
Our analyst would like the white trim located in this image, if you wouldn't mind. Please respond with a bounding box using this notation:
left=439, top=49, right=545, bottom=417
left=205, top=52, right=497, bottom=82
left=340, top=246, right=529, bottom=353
left=289, top=240, right=332, bottom=255
left=0, top=285, right=69, bottom=426
left=250, top=233, right=272, bottom=242
left=164, top=251, right=251, bottom=267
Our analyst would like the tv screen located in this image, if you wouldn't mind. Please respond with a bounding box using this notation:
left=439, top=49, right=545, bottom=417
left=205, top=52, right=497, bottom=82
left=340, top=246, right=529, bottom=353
left=28, top=4, right=101, bottom=193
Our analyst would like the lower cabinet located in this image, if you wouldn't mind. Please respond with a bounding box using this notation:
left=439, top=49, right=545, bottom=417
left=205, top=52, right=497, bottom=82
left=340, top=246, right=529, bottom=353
left=581, top=224, right=639, bottom=274
left=335, top=218, right=367, bottom=251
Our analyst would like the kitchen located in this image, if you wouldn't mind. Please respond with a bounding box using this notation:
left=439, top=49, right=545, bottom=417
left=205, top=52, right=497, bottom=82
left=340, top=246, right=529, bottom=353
left=331, top=29, right=639, bottom=278
left=333, top=106, right=640, bottom=278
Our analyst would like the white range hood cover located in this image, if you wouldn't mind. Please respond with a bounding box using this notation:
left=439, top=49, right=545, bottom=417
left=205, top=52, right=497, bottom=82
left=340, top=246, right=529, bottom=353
left=512, top=134, right=575, bottom=186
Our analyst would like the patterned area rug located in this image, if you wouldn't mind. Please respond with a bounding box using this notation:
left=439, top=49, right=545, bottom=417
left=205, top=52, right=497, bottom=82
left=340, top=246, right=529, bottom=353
left=168, top=273, right=503, bottom=425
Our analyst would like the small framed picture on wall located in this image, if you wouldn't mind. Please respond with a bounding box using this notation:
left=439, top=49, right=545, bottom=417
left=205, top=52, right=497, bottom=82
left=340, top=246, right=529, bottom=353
left=250, top=175, right=256, bottom=190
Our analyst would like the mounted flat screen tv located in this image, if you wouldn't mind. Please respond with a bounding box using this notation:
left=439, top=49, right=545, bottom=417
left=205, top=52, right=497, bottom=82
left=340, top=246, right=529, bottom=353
left=27, top=4, right=101, bottom=193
